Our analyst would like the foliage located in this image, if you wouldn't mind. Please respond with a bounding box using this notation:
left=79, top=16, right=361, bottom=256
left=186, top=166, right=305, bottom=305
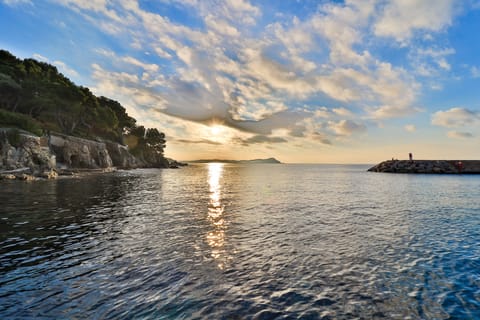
left=0, top=49, right=167, bottom=165
left=6, top=128, right=21, bottom=147
left=127, top=126, right=167, bottom=167
left=0, top=109, right=42, bottom=136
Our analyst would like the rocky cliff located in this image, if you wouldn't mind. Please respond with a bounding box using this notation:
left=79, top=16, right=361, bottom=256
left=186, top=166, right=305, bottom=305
left=0, top=129, right=56, bottom=178
left=368, top=160, right=480, bottom=174
left=49, top=134, right=113, bottom=169
left=0, top=129, right=172, bottom=180
left=105, top=141, right=141, bottom=169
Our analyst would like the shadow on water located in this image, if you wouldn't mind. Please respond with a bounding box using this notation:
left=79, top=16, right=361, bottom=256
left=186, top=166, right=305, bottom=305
left=0, top=173, right=144, bottom=273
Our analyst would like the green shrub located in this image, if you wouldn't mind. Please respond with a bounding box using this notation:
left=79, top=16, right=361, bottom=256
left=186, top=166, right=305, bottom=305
left=6, top=128, right=21, bottom=147
left=0, top=109, right=42, bottom=136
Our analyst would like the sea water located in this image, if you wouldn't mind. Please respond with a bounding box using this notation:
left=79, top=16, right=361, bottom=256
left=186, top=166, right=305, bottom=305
left=1, top=164, right=479, bottom=319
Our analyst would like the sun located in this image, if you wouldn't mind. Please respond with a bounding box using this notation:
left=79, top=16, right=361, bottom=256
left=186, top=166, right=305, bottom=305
left=210, top=125, right=222, bottom=136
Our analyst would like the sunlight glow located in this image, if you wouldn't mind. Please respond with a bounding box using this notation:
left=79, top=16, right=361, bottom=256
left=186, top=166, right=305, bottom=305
left=210, top=125, right=222, bottom=136
left=206, top=163, right=229, bottom=268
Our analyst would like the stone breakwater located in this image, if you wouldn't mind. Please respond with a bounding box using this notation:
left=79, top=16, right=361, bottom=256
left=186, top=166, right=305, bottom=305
left=368, top=160, right=480, bottom=174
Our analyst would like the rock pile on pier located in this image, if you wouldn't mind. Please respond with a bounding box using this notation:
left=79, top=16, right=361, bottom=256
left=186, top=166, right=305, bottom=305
left=368, top=160, right=480, bottom=174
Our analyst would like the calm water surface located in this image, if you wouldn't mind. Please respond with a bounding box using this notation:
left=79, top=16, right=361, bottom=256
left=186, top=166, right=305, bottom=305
left=1, top=164, right=480, bottom=319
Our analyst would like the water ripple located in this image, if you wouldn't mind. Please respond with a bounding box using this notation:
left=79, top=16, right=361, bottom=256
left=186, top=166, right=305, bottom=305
left=1, top=165, right=480, bottom=318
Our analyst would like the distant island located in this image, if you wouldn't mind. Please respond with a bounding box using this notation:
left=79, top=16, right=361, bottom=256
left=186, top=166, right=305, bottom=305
left=188, top=157, right=281, bottom=164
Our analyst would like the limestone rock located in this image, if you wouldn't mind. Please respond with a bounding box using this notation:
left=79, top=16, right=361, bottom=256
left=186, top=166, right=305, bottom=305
left=40, top=170, right=58, bottom=179
left=49, top=134, right=113, bottom=169
left=105, top=141, right=140, bottom=168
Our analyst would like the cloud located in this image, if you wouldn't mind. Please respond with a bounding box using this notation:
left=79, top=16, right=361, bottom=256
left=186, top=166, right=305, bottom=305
left=431, top=107, right=479, bottom=127
left=234, top=134, right=288, bottom=146
left=368, top=104, right=421, bottom=119
left=95, top=49, right=160, bottom=73
left=33, top=53, right=79, bottom=78
left=374, top=0, right=457, bottom=44
left=404, top=124, right=416, bottom=132
left=48, top=0, right=463, bottom=147
left=328, top=120, right=367, bottom=137
left=411, top=47, right=456, bottom=77
left=2, top=0, right=31, bottom=5
left=332, top=107, right=353, bottom=117
left=174, top=138, right=222, bottom=145
left=32, top=53, right=48, bottom=61
left=447, top=131, right=474, bottom=139
left=471, top=66, right=480, bottom=78
left=53, top=60, right=80, bottom=78
left=90, top=63, right=167, bottom=116
left=204, top=15, right=239, bottom=37
left=312, top=132, right=332, bottom=145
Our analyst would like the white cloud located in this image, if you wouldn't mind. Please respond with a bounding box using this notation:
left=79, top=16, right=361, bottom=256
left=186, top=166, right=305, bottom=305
left=432, top=107, right=479, bottom=127
left=314, top=107, right=331, bottom=119
left=471, top=66, right=480, bottom=78
left=96, top=49, right=160, bottom=73
left=447, top=131, right=474, bottom=139
left=32, top=53, right=49, bottom=61
left=332, top=107, right=353, bottom=117
left=48, top=0, right=466, bottom=148
left=412, top=47, right=455, bottom=76
left=205, top=15, right=239, bottom=37
left=374, top=0, right=456, bottom=44
left=328, top=120, right=367, bottom=137
left=32, top=53, right=79, bottom=78
left=2, top=0, right=31, bottom=5
left=404, top=124, right=416, bottom=132
left=53, top=60, right=79, bottom=78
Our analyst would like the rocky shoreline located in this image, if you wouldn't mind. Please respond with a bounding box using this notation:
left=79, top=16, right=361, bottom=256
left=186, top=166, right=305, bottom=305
left=0, top=128, right=185, bottom=181
left=368, top=160, right=480, bottom=174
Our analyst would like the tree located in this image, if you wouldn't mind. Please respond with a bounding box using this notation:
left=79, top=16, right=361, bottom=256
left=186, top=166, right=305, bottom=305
left=98, top=96, right=136, bottom=142
left=0, top=73, right=21, bottom=111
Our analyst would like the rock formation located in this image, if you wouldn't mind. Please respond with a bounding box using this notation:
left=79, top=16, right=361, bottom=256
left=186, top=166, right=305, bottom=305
left=0, top=129, right=56, bottom=178
left=105, top=141, right=140, bottom=169
left=368, top=160, right=480, bottom=174
left=1, top=129, right=180, bottom=180
left=49, top=134, right=113, bottom=169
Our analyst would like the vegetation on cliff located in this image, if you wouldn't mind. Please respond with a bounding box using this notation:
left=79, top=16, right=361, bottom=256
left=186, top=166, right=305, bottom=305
left=0, top=49, right=166, bottom=166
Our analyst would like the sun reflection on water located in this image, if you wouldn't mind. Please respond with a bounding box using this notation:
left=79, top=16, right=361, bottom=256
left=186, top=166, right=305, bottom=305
left=206, top=163, right=228, bottom=268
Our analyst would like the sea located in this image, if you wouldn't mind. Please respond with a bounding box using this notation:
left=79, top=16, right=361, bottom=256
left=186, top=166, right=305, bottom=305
left=1, top=163, right=479, bottom=319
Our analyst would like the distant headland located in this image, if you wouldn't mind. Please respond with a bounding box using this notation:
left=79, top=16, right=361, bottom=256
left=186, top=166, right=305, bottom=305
left=368, top=160, right=480, bottom=174
left=188, top=157, right=281, bottom=164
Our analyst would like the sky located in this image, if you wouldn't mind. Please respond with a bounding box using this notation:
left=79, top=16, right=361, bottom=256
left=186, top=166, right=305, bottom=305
left=1, top=0, right=480, bottom=163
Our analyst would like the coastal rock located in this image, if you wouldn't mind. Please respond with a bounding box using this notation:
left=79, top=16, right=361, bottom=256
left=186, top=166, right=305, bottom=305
left=0, top=129, right=56, bottom=173
left=40, top=169, right=58, bottom=179
left=49, top=134, right=113, bottom=169
left=1, top=129, right=181, bottom=181
left=368, top=160, right=480, bottom=174
left=105, top=141, right=140, bottom=168
left=17, top=173, right=36, bottom=181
